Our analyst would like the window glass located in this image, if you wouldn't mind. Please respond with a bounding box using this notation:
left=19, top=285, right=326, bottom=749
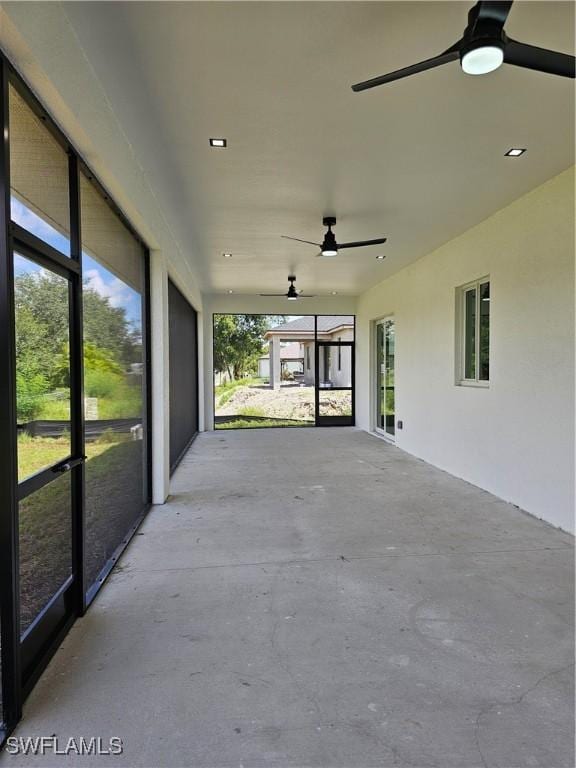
left=464, top=288, right=476, bottom=379
left=479, top=282, right=490, bottom=380
left=14, top=254, right=71, bottom=481
left=385, top=320, right=395, bottom=435
left=80, top=172, right=147, bottom=591
left=9, top=85, right=71, bottom=255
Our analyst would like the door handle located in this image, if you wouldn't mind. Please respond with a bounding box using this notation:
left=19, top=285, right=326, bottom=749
left=52, top=456, right=86, bottom=474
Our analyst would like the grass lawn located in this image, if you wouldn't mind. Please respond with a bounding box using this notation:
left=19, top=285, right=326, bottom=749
left=17, top=435, right=112, bottom=481
left=17, top=433, right=146, bottom=632
left=216, top=417, right=312, bottom=429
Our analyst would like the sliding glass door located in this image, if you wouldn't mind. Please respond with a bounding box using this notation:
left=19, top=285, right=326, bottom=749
left=375, top=317, right=395, bottom=438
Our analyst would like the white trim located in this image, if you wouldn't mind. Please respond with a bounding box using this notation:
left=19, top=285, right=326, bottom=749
left=374, top=316, right=396, bottom=442
left=456, top=275, right=490, bottom=386
left=150, top=250, right=170, bottom=504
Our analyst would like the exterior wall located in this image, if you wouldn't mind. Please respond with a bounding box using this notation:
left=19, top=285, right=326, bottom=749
left=356, top=167, right=575, bottom=533
left=327, top=328, right=354, bottom=388
left=303, top=342, right=315, bottom=385
left=302, top=328, right=354, bottom=387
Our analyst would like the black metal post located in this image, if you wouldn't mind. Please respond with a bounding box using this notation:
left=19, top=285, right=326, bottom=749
left=314, top=315, right=319, bottom=426
left=143, top=250, right=153, bottom=504
left=68, top=151, right=87, bottom=615
left=0, top=53, right=22, bottom=736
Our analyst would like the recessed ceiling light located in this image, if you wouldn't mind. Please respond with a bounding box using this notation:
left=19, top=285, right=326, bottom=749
left=210, top=138, right=227, bottom=148
left=376, top=255, right=386, bottom=260
left=505, top=148, right=526, bottom=157
left=331, top=291, right=338, bottom=295
left=223, top=253, right=233, bottom=258
left=227, top=289, right=234, bottom=294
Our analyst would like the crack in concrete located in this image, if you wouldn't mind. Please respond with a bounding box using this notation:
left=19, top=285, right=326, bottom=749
left=473, top=662, right=575, bottom=768
left=126, top=546, right=572, bottom=574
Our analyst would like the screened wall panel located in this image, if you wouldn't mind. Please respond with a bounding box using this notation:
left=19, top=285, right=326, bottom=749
left=9, top=85, right=71, bottom=255
left=81, top=172, right=148, bottom=591
left=0, top=56, right=152, bottom=740
left=169, top=280, right=198, bottom=471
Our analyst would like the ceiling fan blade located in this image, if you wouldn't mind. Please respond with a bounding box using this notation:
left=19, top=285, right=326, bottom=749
left=297, top=295, right=316, bottom=298
left=337, top=237, right=388, bottom=249
left=351, top=49, right=460, bottom=92
left=474, top=1, right=514, bottom=27
left=504, top=39, right=575, bottom=78
left=259, top=293, right=288, bottom=297
left=281, top=236, right=322, bottom=246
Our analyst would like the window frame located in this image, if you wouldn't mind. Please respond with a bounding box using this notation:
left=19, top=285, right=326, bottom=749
left=456, top=276, right=490, bottom=387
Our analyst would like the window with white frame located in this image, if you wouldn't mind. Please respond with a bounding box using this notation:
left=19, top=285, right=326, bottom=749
left=457, top=277, right=490, bottom=384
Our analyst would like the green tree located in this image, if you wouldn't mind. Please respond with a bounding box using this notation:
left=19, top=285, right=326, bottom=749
left=14, top=269, right=141, bottom=421
left=213, top=314, right=280, bottom=379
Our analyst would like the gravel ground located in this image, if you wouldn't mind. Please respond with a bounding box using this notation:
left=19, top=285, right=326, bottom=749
left=216, top=383, right=351, bottom=420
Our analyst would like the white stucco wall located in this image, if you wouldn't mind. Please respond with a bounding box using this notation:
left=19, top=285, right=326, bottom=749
left=356, top=167, right=575, bottom=533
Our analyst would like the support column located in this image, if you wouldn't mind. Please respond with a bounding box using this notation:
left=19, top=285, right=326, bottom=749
left=269, top=336, right=281, bottom=389
left=150, top=250, right=170, bottom=504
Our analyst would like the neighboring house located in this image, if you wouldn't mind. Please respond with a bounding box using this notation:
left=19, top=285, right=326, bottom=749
left=263, top=316, right=354, bottom=388
left=258, top=341, right=304, bottom=379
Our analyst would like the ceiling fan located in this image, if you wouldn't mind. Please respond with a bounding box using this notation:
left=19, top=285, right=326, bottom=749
left=282, top=216, right=387, bottom=257
left=352, top=0, right=575, bottom=93
left=259, top=275, right=316, bottom=301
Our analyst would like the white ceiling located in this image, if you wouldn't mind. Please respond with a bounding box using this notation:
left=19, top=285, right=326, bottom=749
left=60, top=1, right=575, bottom=297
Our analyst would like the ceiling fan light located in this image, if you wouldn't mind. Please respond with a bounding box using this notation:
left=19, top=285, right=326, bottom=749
left=461, top=44, right=504, bottom=75
left=287, top=294, right=298, bottom=300
left=320, top=248, right=338, bottom=257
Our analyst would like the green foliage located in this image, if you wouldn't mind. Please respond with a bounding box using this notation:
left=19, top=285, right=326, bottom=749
left=82, top=290, right=142, bottom=368
left=16, top=369, right=48, bottom=422
left=213, top=315, right=277, bottom=379
left=84, top=342, right=123, bottom=375
left=216, top=418, right=309, bottom=430
left=238, top=406, right=265, bottom=417
left=14, top=268, right=142, bottom=422
left=85, top=369, right=123, bottom=399
left=36, top=397, right=70, bottom=420
left=97, top=382, right=142, bottom=419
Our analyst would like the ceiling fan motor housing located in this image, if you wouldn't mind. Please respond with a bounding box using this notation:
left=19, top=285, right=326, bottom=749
left=321, top=217, right=338, bottom=255
left=460, top=5, right=507, bottom=71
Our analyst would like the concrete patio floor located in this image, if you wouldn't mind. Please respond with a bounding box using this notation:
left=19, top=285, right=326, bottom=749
left=2, top=428, right=574, bottom=768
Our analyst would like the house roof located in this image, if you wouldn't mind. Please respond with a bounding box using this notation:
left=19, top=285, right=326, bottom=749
left=265, top=316, right=354, bottom=337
